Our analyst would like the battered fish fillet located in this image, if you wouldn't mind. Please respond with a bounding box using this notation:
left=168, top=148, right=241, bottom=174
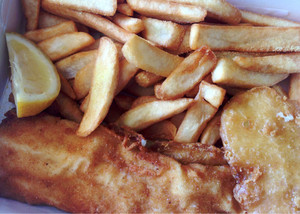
left=147, top=141, right=227, bottom=166
left=0, top=114, right=240, bottom=213
left=221, top=87, right=300, bottom=213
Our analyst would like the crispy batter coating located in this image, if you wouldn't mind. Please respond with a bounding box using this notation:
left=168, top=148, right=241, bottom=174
left=221, top=87, right=300, bottom=213
left=0, top=114, right=240, bottom=213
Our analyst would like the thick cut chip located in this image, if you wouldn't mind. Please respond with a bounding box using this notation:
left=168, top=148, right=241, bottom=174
left=122, top=35, right=183, bottom=77
left=115, top=59, right=139, bottom=95
left=127, top=0, right=206, bottom=24
left=55, top=93, right=83, bottom=123
left=199, top=81, right=226, bottom=108
left=42, top=0, right=133, bottom=43
left=77, top=37, right=119, bottom=137
left=211, top=58, right=288, bottom=89
left=116, top=98, right=194, bottom=131
left=38, top=32, right=95, bottom=61
left=156, top=46, right=216, bottom=100
left=174, top=98, right=217, bottom=143
left=233, top=54, right=300, bottom=74
left=113, top=13, right=144, bottom=34
left=221, top=87, right=300, bottom=213
left=164, top=0, right=241, bottom=24
left=58, top=72, right=76, bottom=100
left=214, top=51, right=274, bottom=59
left=148, top=141, right=227, bottom=165
left=200, top=111, right=221, bottom=145
left=25, top=21, right=77, bottom=43
left=135, top=71, right=164, bottom=88
left=73, top=63, right=94, bottom=100
left=55, top=50, right=97, bottom=79
left=240, top=10, right=300, bottom=27
left=141, top=17, right=186, bottom=50
left=168, top=26, right=192, bottom=55
left=21, top=0, right=40, bottom=31
left=289, top=73, right=300, bottom=104
left=131, top=96, right=158, bottom=109
left=42, top=0, right=117, bottom=16
left=38, top=10, right=69, bottom=28
left=190, top=24, right=300, bottom=52
left=117, top=3, right=134, bottom=16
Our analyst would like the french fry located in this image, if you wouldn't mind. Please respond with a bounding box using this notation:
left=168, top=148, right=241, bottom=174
left=272, top=84, right=288, bottom=98
left=74, top=58, right=138, bottom=99
left=38, top=32, right=95, bottom=61
left=147, top=141, right=226, bottom=165
left=81, top=38, right=101, bottom=51
left=55, top=93, right=83, bottom=123
left=289, top=74, right=300, bottom=103
left=164, top=0, right=241, bottom=24
left=156, top=46, right=216, bottom=100
left=38, top=10, right=88, bottom=33
left=58, top=72, right=76, bottom=100
left=140, top=120, right=177, bottom=141
left=38, top=10, right=68, bottom=28
left=190, top=24, right=300, bottom=52
left=125, top=81, right=155, bottom=97
left=127, top=0, right=206, bottom=24
left=82, top=39, right=124, bottom=59
left=79, top=94, right=89, bottom=113
left=233, top=54, right=300, bottom=74
left=200, top=111, right=221, bottom=145
left=131, top=96, right=158, bottom=109
left=21, top=0, right=40, bottom=31
left=169, top=112, right=185, bottom=129
left=211, top=58, right=289, bottom=89
left=115, top=59, right=139, bottom=95
left=185, top=83, right=199, bottom=98
left=43, top=0, right=117, bottom=16
left=73, top=63, right=94, bottom=100
left=135, top=71, right=164, bottom=88
left=55, top=50, right=97, bottom=79
left=240, top=9, right=300, bottom=27
left=141, top=17, right=186, bottom=50
left=168, top=26, right=192, bottom=55
left=113, top=13, right=144, bottom=34
left=214, top=51, right=274, bottom=59
left=114, top=94, right=135, bottom=111
left=42, top=0, right=133, bottom=43
left=25, top=21, right=77, bottom=42
left=117, top=98, right=194, bottom=130
left=77, top=37, right=119, bottom=137
left=117, top=3, right=134, bottom=16
left=174, top=98, right=217, bottom=143
left=122, top=35, right=183, bottom=77
left=199, top=81, right=226, bottom=108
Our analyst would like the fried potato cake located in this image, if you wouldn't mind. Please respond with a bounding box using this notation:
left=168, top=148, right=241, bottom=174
left=221, top=87, right=300, bottom=213
left=0, top=114, right=241, bottom=213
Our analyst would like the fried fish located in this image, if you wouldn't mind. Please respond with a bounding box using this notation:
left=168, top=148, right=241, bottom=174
left=0, top=114, right=240, bottom=213
left=221, top=87, right=300, bottom=213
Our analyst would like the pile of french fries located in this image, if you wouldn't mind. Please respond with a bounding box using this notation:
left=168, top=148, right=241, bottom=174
left=20, top=0, right=299, bottom=147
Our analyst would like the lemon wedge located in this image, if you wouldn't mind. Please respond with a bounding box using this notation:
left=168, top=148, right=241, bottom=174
left=6, top=32, right=60, bottom=118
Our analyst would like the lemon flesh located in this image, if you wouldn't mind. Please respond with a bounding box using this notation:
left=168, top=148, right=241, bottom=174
left=6, top=33, right=60, bottom=117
